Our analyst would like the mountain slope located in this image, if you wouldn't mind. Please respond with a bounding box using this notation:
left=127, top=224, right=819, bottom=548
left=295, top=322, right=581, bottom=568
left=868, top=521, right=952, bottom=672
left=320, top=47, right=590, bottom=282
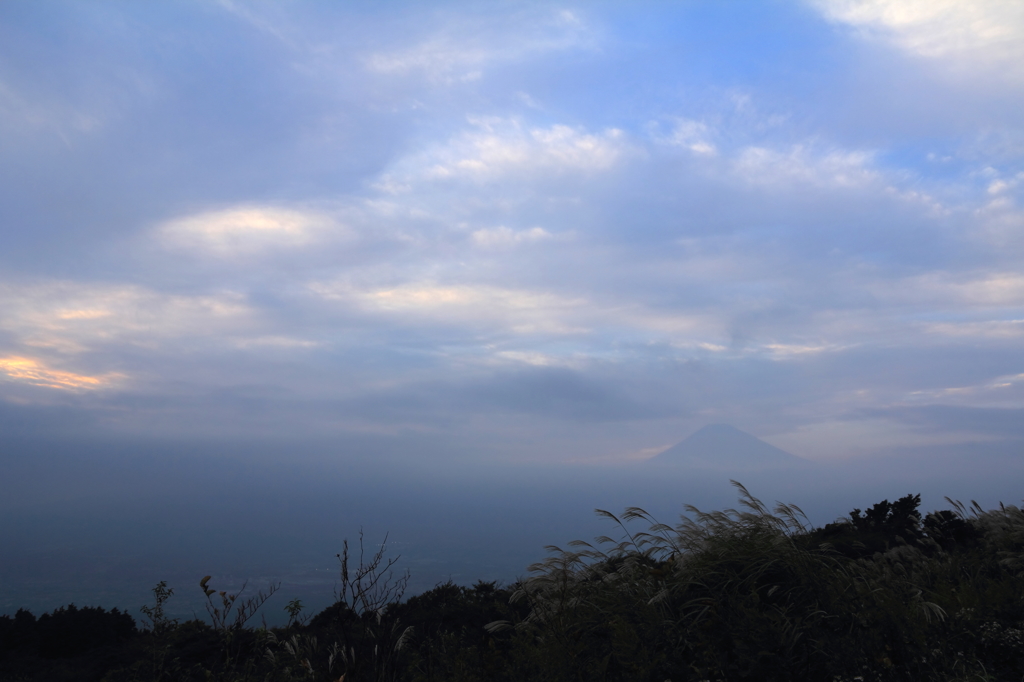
left=649, top=424, right=803, bottom=470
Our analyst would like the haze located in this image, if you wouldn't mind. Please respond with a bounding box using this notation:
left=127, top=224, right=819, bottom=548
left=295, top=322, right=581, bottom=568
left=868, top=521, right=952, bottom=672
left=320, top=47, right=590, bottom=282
left=2, top=1, right=1023, bottom=624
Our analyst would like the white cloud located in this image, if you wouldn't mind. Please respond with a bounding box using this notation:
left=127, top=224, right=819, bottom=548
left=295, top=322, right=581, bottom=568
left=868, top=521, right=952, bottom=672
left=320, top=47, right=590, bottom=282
left=307, top=275, right=743, bottom=356
left=232, top=335, right=320, bottom=349
left=733, top=144, right=878, bottom=188
left=408, top=119, right=630, bottom=181
left=922, top=319, right=1024, bottom=339
left=902, top=371, right=1024, bottom=408
left=986, top=172, right=1024, bottom=195
left=0, top=281, right=255, bottom=356
left=492, top=350, right=575, bottom=367
left=966, top=171, right=1024, bottom=250
left=362, top=8, right=594, bottom=84
left=309, top=280, right=589, bottom=335
left=157, top=206, right=341, bottom=256
left=951, top=274, right=1024, bottom=306
left=364, top=41, right=490, bottom=83
left=889, top=272, right=1024, bottom=307
left=811, top=0, right=1024, bottom=77
left=470, top=226, right=553, bottom=248
left=653, top=118, right=718, bottom=156
left=761, top=341, right=851, bottom=358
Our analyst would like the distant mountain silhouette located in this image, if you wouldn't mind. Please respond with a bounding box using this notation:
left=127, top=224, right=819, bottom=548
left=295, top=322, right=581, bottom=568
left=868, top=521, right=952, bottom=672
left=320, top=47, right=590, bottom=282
left=649, top=424, right=803, bottom=470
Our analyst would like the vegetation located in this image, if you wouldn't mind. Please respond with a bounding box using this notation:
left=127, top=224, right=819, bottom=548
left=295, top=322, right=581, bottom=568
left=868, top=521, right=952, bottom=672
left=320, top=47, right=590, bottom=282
left=3, top=482, right=1024, bottom=681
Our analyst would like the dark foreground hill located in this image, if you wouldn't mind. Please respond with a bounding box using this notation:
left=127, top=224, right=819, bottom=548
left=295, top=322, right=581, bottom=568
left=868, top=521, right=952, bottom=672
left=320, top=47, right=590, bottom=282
left=2, top=483, right=1023, bottom=682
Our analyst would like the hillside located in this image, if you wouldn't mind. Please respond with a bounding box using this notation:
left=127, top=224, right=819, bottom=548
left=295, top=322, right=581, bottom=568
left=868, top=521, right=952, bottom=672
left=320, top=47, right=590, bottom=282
left=2, top=484, right=1023, bottom=682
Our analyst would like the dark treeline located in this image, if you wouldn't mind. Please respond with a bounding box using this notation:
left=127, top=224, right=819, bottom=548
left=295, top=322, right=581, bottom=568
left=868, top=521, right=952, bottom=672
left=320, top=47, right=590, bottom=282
left=2, top=482, right=1024, bottom=682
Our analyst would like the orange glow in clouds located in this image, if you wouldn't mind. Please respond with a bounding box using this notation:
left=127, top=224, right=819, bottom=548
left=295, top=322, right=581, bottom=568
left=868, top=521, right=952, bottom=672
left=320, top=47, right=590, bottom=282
left=0, top=356, right=111, bottom=391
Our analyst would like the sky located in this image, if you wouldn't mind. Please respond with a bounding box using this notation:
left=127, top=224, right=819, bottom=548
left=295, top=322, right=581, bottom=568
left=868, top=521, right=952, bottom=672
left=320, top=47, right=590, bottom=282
left=5, top=0, right=1024, bottom=623
left=3, top=0, right=1024, bottom=467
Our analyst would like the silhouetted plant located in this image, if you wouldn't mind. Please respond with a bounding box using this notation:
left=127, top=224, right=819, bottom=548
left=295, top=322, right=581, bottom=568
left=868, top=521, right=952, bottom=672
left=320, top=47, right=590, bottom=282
left=488, top=482, right=974, bottom=681
left=335, top=530, right=410, bottom=617
left=140, top=580, right=178, bottom=635
left=199, top=575, right=280, bottom=632
left=284, top=599, right=309, bottom=628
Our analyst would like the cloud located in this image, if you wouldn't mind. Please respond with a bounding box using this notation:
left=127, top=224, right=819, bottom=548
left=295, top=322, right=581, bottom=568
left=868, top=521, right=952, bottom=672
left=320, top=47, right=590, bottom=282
left=652, top=118, right=718, bottom=156
left=232, top=336, right=320, bottom=350
left=404, top=119, right=629, bottom=182
left=364, top=41, right=492, bottom=84
left=901, top=372, right=1024, bottom=406
left=157, top=206, right=340, bottom=256
left=971, top=176, right=1024, bottom=251
left=0, top=356, right=119, bottom=391
left=470, top=226, right=553, bottom=248
left=309, top=280, right=589, bottom=336
left=362, top=8, right=594, bottom=84
left=307, top=272, right=742, bottom=354
left=761, top=342, right=852, bottom=359
left=733, top=144, right=878, bottom=189
left=868, top=404, right=1024, bottom=440
left=4, top=1, right=1024, bottom=463
left=811, top=0, right=1024, bottom=77
left=465, top=366, right=667, bottom=422
left=0, top=282, right=255, bottom=356
left=939, top=274, right=1024, bottom=306
left=922, top=320, right=1024, bottom=339
left=877, top=272, right=1024, bottom=308
left=986, top=171, right=1024, bottom=196
left=492, top=350, right=575, bottom=367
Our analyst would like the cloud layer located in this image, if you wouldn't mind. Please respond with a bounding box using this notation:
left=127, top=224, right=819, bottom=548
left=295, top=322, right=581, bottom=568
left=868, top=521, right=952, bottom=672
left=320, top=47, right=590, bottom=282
left=1, top=1, right=1023, bottom=463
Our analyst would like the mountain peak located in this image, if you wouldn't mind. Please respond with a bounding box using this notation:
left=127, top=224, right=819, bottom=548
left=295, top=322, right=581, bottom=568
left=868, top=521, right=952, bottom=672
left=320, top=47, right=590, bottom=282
left=649, top=424, right=801, bottom=470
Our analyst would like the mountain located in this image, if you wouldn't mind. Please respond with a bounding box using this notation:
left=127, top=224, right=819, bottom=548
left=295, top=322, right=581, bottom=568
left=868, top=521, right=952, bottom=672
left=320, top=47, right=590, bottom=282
left=649, top=424, right=803, bottom=470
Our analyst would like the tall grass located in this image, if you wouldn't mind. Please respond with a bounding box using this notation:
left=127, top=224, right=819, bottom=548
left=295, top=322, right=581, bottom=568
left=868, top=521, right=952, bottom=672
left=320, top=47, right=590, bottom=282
left=494, top=481, right=1021, bottom=682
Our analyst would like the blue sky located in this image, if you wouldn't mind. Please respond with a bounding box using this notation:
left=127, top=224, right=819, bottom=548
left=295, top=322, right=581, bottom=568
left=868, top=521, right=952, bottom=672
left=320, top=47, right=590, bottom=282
left=2, top=0, right=1024, bottom=466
